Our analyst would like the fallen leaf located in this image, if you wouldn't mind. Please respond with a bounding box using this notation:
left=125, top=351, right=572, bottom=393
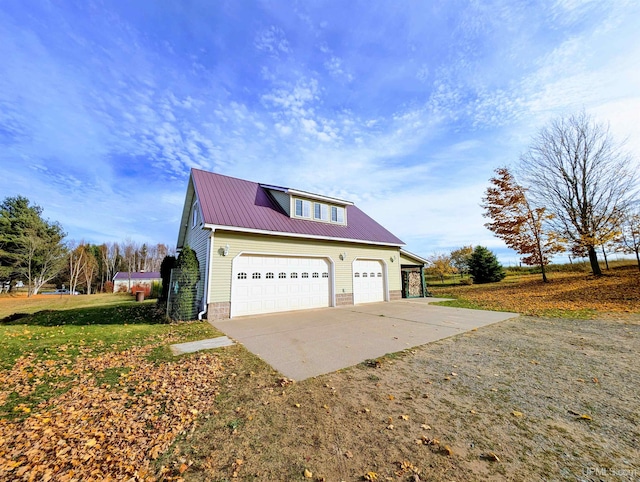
left=512, top=410, right=524, bottom=418
left=441, top=445, right=453, bottom=456
left=364, top=471, right=378, bottom=481
left=400, top=414, right=409, bottom=420
left=344, top=450, right=353, bottom=458
left=482, top=452, right=500, bottom=462
left=303, top=468, right=313, bottom=478
left=388, top=394, right=395, bottom=400
left=577, top=414, right=592, bottom=421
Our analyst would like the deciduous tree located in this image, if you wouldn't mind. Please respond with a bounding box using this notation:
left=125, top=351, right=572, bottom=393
left=519, top=111, right=637, bottom=276
left=450, top=245, right=473, bottom=277
left=427, top=253, right=454, bottom=283
left=0, top=196, right=66, bottom=294
left=615, top=206, right=640, bottom=270
left=482, top=167, right=564, bottom=282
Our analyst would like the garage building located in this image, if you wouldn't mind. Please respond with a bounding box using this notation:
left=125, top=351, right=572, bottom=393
left=176, top=169, right=427, bottom=320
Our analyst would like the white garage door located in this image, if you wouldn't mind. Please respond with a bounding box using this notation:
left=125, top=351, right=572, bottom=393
left=231, top=255, right=331, bottom=317
left=353, top=259, right=385, bottom=304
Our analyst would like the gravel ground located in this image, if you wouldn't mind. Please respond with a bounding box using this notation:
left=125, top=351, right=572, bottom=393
left=176, top=314, right=640, bottom=481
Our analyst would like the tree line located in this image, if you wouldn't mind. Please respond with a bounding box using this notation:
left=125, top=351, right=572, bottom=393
left=0, top=196, right=174, bottom=295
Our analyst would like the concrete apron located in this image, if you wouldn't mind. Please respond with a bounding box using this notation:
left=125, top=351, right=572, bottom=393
left=211, top=299, right=518, bottom=381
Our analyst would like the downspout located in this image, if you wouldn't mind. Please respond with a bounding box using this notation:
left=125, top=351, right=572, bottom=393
left=197, top=230, right=213, bottom=320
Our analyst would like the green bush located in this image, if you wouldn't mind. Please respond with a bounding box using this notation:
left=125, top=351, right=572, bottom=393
left=150, top=281, right=162, bottom=299
left=169, top=247, right=200, bottom=321
left=468, top=246, right=506, bottom=284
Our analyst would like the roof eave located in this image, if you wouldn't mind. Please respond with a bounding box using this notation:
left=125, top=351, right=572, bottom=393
left=400, top=248, right=429, bottom=265
left=203, top=223, right=404, bottom=248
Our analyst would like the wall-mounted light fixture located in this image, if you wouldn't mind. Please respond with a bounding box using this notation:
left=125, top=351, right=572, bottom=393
left=390, top=255, right=396, bottom=262
left=339, top=252, right=347, bottom=261
left=223, top=244, right=230, bottom=256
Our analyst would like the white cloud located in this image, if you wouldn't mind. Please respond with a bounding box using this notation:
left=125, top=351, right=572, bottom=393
left=254, top=25, right=290, bottom=56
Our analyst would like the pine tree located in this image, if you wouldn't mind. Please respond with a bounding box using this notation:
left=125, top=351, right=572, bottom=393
left=468, top=246, right=505, bottom=284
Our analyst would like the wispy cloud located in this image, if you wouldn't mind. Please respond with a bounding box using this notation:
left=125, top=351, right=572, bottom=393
left=0, top=0, right=638, bottom=261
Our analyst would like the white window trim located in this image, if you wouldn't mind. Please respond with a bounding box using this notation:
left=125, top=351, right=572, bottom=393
left=295, top=199, right=311, bottom=218
left=293, top=197, right=346, bottom=225
left=192, top=201, right=200, bottom=228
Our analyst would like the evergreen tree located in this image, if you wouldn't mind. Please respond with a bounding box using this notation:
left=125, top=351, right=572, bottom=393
left=169, top=247, right=199, bottom=321
left=159, top=255, right=177, bottom=303
left=468, top=246, right=506, bottom=284
left=0, top=196, right=66, bottom=294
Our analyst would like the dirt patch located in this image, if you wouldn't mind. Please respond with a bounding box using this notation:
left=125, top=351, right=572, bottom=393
left=173, top=315, right=640, bottom=481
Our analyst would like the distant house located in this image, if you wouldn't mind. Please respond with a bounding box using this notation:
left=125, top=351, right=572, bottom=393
left=112, top=272, right=162, bottom=293
left=176, top=169, right=428, bottom=320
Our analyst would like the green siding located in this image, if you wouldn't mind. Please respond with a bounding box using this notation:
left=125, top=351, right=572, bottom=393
left=209, top=231, right=401, bottom=303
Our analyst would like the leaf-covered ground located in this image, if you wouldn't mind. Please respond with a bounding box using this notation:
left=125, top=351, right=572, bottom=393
left=429, top=265, right=640, bottom=318
left=0, top=302, right=225, bottom=482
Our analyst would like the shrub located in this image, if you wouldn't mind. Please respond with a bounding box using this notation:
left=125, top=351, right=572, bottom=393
left=150, top=281, right=162, bottom=299
left=130, top=283, right=151, bottom=297
left=468, top=246, right=506, bottom=284
left=104, top=281, right=114, bottom=293
left=169, top=247, right=200, bottom=321
left=460, top=278, right=473, bottom=285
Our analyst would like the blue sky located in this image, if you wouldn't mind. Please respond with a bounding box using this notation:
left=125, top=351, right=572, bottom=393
left=1, top=1, right=639, bottom=264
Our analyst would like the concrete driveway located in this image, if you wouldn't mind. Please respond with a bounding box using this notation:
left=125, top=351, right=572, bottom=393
left=210, top=298, right=518, bottom=380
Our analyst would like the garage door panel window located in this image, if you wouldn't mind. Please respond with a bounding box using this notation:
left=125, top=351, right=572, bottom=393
left=232, top=256, right=331, bottom=317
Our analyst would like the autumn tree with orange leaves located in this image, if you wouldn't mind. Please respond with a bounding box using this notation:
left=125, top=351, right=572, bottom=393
left=482, top=167, right=564, bottom=282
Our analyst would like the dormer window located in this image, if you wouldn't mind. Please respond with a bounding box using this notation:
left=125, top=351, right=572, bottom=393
left=292, top=196, right=346, bottom=225
left=331, top=206, right=345, bottom=223
left=295, top=199, right=311, bottom=218
left=314, top=203, right=328, bottom=221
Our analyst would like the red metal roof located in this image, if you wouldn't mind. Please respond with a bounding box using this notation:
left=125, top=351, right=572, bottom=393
left=191, top=169, right=404, bottom=246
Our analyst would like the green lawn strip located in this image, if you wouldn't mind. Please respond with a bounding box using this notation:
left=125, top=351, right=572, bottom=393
left=0, top=316, right=219, bottom=420
left=430, top=298, right=490, bottom=311
left=0, top=293, right=136, bottom=319
left=1, top=299, right=163, bottom=326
